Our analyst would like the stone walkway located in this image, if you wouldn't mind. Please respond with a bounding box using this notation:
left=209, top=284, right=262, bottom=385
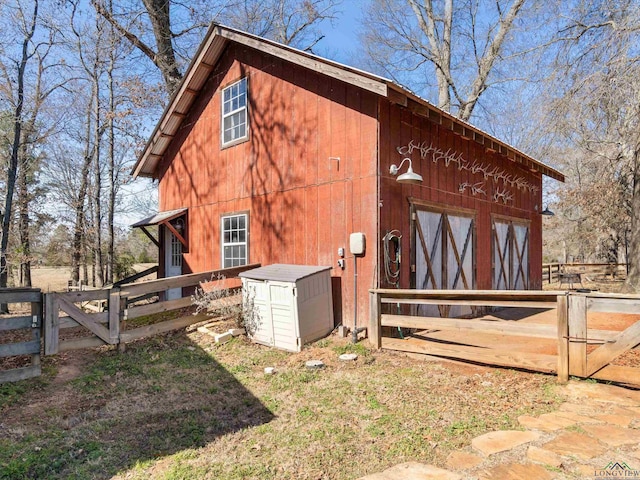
left=359, top=381, right=640, bottom=480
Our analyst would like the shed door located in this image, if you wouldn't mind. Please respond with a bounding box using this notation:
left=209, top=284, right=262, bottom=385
left=414, top=207, right=475, bottom=317
left=247, top=280, right=274, bottom=347
left=268, top=281, right=299, bottom=352
left=245, top=280, right=299, bottom=352
left=492, top=218, right=530, bottom=290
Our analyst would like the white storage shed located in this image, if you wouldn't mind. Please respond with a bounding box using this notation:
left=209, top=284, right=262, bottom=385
left=239, top=264, right=334, bottom=352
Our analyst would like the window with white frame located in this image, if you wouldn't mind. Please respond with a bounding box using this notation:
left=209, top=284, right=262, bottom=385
left=170, top=232, right=182, bottom=268
left=221, top=213, right=248, bottom=267
left=221, top=78, right=248, bottom=146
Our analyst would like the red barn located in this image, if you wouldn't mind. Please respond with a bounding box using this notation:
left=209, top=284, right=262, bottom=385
left=132, top=24, right=564, bottom=327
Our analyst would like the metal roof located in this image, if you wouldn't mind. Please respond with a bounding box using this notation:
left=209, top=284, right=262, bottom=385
left=132, top=23, right=564, bottom=183
left=130, top=208, right=187, bottom=228
left=238, top=264, right=332, bottom=283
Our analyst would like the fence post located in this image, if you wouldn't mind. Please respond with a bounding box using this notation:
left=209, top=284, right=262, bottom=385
left=556, top=295, right=569, bottom=383
left=567, top=294, right=587, bottom=378
left=109, top=287, right=121, bottom=346
left=33, top=294, right=41, bottom=361
left=369, top=290, right=381, bottom=349
left=44, top=293, right=59, bottom=355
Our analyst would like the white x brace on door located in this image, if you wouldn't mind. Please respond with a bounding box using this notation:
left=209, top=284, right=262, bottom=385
left=492, top=217, right=530, bottom=290
left=413, top=206, right=475, bottom=318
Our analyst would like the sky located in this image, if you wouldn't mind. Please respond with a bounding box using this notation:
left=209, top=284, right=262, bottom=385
left=316, top=1, right=364, bottom=65
left=118, top=1, right=367, bottom=227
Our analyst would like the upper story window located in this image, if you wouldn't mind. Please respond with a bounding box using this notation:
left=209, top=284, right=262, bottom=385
left=221, top=78, right=248, bottom=147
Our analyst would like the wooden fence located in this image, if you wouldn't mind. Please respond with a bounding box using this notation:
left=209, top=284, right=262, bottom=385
left=542, top=263, right=627, bottom=284
left=44, top=264, right=258, bottom=355
left=369, top=289, right=640, bottom=387
left=564, top=292, right=640, bottom=385
left=0, top=288, right=42, bottom=383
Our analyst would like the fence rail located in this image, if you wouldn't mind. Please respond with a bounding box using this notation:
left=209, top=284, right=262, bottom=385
left=542, top=263, right=627, bottom=284
left=0, top=289, right=42, bottom=383
left=43, top=264, right=259, bottom=355
left=370, top=289, right=640, bottom=386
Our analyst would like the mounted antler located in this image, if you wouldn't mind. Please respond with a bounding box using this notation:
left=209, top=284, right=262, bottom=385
left=471, top=182, right=486, bottom=196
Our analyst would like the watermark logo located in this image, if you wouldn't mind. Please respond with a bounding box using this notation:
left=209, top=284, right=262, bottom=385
left=593, top=461, right=640, bottom=478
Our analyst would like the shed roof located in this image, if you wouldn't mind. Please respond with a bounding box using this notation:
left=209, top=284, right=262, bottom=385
left=239, top=264, right=332, bottom=283
left=132, top=23, right=564, bottom=183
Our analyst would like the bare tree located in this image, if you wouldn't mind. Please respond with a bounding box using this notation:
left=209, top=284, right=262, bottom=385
left=68, top=1, right=108, bottom=285
left=92, top=0, right=342, bottom=96
left=90, top=0, right=222, bottom=95
left=226, top=0, right=341, bottom=52
left=361, top=0, right=544, bottom=121
left=0, top=0, right=38, bottom=299
left=546, top=0, right=640, bottom=290
left=106, top=0, right=117, bottom=284
left=14, top=23, right=68, bottom=287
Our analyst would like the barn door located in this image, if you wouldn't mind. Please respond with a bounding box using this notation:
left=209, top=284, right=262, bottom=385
left=492, top=217, right=530, bottom=290
left=413, top=206, right=475, bottom=317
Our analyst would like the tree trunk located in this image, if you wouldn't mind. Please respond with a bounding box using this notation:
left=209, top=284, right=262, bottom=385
left=93, top=78, right=104, bottom=287
left=107, top=0, right=116, bottom=285
left=141, top=0, right=182, bottom=95
left=625, top=147, right=640, bottom=291
left=0, top=1, right=38, bottom=311
left=17, top=141, right=32, bottom=287
left=82, top=237, right=89, bottom=286
left=92, top=0, right=183, bottom=96
left=72, top=97, right=95, bottom=285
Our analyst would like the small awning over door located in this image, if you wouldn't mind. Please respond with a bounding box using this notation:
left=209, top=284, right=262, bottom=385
left=131, top=208, right=187, bottom=228
left=131, top=208, right=188, bottom=248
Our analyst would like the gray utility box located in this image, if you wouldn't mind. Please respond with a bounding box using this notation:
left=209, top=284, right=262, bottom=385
left=239, top=264, right=334, bottom=352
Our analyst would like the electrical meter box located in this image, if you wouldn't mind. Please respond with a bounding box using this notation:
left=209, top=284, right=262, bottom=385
left=239, top=264, right=334, bottom=352
left=349, top=232, right=366, bottom=255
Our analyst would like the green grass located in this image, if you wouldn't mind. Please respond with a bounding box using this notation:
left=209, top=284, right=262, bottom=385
left=0, top=332, right=565, bottom=480
left=0, top=368, right=52, bottom=410
left=332, top=341, right=370, bottom=357
left=0, top=382, right=28, bottom=410
left=446, top=415, right=487, bottom=437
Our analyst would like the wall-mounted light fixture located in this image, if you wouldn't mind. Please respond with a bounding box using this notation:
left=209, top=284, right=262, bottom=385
left=540, top=206, right=555, bottom=216
left=389, top=157, right=423, bottom=185
left=172, top=218, right=185, bottom=232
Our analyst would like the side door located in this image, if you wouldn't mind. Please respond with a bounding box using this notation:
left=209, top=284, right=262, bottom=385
left=164, top=226, right=183, bottom=300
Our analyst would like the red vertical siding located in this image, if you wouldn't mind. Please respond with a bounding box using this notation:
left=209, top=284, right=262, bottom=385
left=155, top=43, right=545, bottom=329
left=378, top=100, right=543, bottom=292
left=157, top=43, right=379, bottom=326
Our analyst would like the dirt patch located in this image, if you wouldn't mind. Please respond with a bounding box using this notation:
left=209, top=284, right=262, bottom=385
left=50, top=351, right=95, bottom=384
